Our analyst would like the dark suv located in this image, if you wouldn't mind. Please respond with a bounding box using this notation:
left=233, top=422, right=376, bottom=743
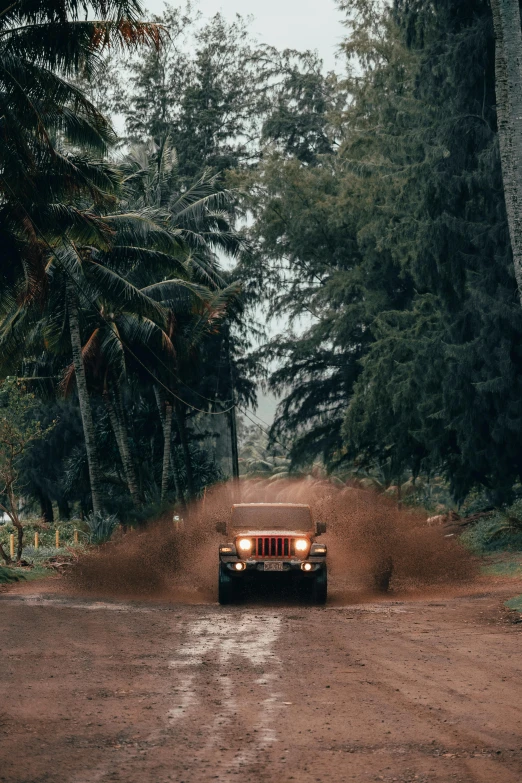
left=216, top=502, right=327, bottom=604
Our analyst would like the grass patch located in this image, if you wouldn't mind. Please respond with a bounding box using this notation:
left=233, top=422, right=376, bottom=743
left=505, top=595, right=522, bottom=613
left=0, top=565, right=21, bottom=583
left=0, top=518, right=86, bottom=555
left=22, top=545, right=70, bottom=564
left=11, top=565, right=56, bottom=581
left=460, top=500, right=522, bottom=554
left=482, top=554, right=522, bottom=578
left=481, top=554, right=522, bottom=616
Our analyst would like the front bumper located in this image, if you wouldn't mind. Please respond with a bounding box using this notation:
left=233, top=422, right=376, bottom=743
left=220, top=557, right=326, bottom=574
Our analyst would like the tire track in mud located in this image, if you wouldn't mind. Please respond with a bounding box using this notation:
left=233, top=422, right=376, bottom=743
left=167, top=611, right=284, bottom=778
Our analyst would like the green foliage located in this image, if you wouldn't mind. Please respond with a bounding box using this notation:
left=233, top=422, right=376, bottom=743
left=462, top=501, right=522, bottom=553
left=85, top=512, right=118, bottom=545
left=22, top=545, right=66, bottom=565
left=0, top=566, right=20, bottom=584
left=0, top=135, right=248, bottom=513
left=483, top=556, right=522, bottom=578
left=240, top=84, right=411, bottom=468
left=505, top=594, right=522, bottom=612
left=239, top=422, right=290, bottom=477
left=4, top=0, right=522, bottom=520
left=116, top=6, right=266, bottom=181
left=0, top=0, right=161, bottom=311
left=238, top=0, right=522, bottom=507
left=0, top=378, right=53, bottom=454
left=341, top=0, right=522, bottom=504
left=18, top=399, right=84, bottom=521
left=0, top=517, right=82, bottom=558
left=0, top=0, right=261, bottom=522
left=0, top=379, right=56, bottom=528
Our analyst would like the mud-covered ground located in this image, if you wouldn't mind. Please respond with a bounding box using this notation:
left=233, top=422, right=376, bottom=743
left=1, top=576, right=522, bottom=783
left=2, top=483, right=520, bottom=782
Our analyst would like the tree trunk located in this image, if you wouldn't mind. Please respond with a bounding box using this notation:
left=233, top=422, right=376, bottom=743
left=113, top=383, right=142, bottom=505
left=174, top=399, right=195, bottom=500
left=227, top=335, right=240, bottom=484
left=67, top=280, right=103, bottom=515
left=58, top=499, right=71, bottom=521
left=16, top=523, right=23, bottom=562
left=154, top=387, right=183, bottom=503
left=6, top=485, right=24, bottom=561
left=491, top=0, right=522, bottom=299
left=225, top=329, right=240, bottom=502
left=38, top=491, right=54, bottom=524
left=103, top=387, right=141, bottom=507
left=228, top=405, right=240, bottom=480
left=0, top=541, right=11, bottom=565
left=170, top=446, right=184, bottom=506
left=161, top=401, right=173, bottom=502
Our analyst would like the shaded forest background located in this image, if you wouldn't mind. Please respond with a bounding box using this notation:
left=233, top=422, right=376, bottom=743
left=1, top=0, right=522, bottom=545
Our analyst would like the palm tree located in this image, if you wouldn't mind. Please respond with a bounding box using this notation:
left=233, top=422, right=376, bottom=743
left=0, top=0, right=162, bottom=292
left=0, top=0, right=163, bottom=512
left=239, top=423, right=290, bottom=478
left=118, top=138, right=245, bottom=500
left=0, top=197, right=240, bottom=509
left=66, top=278, right=105, bottom=514
left=1, top=129, right=244, bottom=513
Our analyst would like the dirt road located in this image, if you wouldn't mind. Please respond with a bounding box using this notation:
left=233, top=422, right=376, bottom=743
left=1, top=581, right=522, bottom=783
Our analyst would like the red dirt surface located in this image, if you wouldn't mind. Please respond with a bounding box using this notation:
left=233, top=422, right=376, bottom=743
left=1, top=577, right=522, bottom=783
left=1, top=482, right=516, bottom=783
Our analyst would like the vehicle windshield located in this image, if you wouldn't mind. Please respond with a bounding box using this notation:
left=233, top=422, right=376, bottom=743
left=231, top=505, right=312, bottom=531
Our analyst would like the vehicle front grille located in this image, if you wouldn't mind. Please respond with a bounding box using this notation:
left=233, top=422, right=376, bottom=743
left=251, top=536, right=298, bottom=558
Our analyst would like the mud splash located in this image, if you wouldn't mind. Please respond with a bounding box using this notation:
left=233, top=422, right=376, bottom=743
left=65, top=479, right=476, bottom=601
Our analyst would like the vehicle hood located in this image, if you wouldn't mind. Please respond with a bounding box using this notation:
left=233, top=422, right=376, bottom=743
left=231, top=530, right=312, bottom=537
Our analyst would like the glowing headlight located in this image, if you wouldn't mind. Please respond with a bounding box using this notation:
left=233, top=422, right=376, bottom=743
left=235, top=562, right=246, bottom=571
left=295, top=538, right=309, bottom=552
left=238, top=538, right=253, bottom=552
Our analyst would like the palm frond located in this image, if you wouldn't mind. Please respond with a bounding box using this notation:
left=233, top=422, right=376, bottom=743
left=85, top=257, right=169, bottom=324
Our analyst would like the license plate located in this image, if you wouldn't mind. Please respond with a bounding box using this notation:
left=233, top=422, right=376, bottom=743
left=264, top=562, right=283, bottom=571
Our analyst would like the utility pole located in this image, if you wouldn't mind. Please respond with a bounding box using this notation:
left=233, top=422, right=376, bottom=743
left=226, top=328, right=240, bottom=483
left=229, top=401, right=240, bottom=482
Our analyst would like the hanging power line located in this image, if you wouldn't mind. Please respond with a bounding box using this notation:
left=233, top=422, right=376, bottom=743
left=237, top=405, right=292, bottom=453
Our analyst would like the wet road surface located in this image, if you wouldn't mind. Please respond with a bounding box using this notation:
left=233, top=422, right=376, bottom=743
left=1, top=585, right=522, bottom=783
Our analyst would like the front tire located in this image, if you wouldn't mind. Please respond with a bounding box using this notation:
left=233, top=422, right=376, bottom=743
left=218, top=564, right=236, bottom=605
left=311, top=568, right=327, bottom=605
left=372, top=556, right=393, bottom=593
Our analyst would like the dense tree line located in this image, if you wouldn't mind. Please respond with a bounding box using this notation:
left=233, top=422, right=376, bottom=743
left=3, top=0, right=522, bottom=535
left=243, top=0, right=522, bottom=506
left=0, top=0, right=260, bottom=529
left=0, top=0, right=327, bottom=529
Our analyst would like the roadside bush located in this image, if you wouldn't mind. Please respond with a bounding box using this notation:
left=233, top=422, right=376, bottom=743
left=461, top=500, right=522, bottom=553
left=0, top=518, right=81, bottom=551
left=84, top=512, right=118, bottom=545
left=22, top=546, right=64, bottom=564
left=0, top=565, right=19, bottom=583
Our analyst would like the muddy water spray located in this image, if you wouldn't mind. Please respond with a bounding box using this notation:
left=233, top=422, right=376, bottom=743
left=67, top=479, right=476, bottom=600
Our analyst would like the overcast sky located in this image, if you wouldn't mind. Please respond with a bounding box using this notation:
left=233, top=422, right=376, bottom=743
left=144, top=0, right=345, bottom=72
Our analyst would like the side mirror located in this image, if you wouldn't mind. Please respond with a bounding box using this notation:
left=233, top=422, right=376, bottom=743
left=215, top=521, right=227, bottom=535
left=316, top=521, right=327, bottom=535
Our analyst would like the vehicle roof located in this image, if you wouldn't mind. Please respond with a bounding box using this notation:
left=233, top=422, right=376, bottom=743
left=232, top=503, right=310, bottom=508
